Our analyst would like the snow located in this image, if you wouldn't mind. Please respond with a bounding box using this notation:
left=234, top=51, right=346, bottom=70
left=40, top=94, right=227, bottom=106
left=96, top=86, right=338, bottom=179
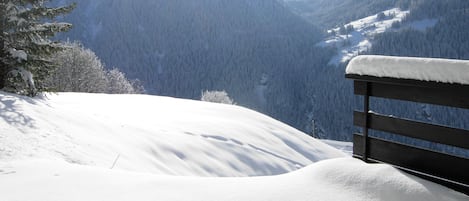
left=1, top=158, right=466, bottom=201
left=346, top=55, right=469, bottom=84
left=7, top=67, right=36, bottom=94
left=0, top=92, right=343, bottom=176
left=8, top=48, right=27, bottom=62
left=320, top=139, right=353, bottom=156
left=318, top=7, right=439, bottom=66
left=318, top=8, right=409, bottom=66
left=345, top=8, right=408, bottom=35
left=0, top=92, right=467, bottom=201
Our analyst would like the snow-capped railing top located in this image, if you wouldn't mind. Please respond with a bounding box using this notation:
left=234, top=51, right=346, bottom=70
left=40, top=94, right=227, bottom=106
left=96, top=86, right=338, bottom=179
left=346, top=55, right=469, bottom=85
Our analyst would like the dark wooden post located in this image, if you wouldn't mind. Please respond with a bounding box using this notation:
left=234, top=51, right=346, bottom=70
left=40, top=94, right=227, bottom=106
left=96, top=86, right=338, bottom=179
left=362, top=82, right=370, bottom=162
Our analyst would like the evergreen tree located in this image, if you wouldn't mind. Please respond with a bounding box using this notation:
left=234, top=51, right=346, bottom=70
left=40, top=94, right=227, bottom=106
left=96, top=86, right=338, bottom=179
left=0, top=0, right=75, bottom=96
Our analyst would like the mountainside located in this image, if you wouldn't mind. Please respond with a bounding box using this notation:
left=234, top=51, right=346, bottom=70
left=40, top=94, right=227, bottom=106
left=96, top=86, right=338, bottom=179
left=57, top=0, right=333, bottom=133
left=369, top=0, right=469, bottom=60
left=283, top=0, right=406, bottom=28
left=53, top=0, right=469, bottom=141
left=317, top=8, right=410, bottom=66
left=283, top=0, right=469, bottom=141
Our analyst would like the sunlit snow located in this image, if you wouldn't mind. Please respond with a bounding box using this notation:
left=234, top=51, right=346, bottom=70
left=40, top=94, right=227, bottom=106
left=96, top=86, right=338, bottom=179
left=318, top=8, right=408, bottom=66
left=0, top=92, right=466, bottom=201
left=347, top=55, right=469, bottom=84
left=0, top=92, right=344, bottom=177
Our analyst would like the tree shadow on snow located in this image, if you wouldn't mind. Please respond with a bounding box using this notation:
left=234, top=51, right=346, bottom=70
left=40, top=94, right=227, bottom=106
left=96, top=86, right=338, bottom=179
left=0, top=91, right=46, bottom=129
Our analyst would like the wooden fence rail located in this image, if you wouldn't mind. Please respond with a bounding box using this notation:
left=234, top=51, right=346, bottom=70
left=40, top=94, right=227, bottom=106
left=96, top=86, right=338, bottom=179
left=346, top=74, right=469, bottom=195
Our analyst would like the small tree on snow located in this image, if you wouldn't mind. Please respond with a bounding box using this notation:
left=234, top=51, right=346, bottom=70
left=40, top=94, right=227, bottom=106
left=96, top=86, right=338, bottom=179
left=201, top=90, right=235, bottom=104
left=106, top=68, right=142, bottom=94
left=0, top=1, right=76, bottom=96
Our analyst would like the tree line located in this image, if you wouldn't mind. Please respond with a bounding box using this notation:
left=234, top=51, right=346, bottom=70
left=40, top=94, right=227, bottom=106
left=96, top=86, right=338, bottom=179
left=0, top=0, right=142, bottom=96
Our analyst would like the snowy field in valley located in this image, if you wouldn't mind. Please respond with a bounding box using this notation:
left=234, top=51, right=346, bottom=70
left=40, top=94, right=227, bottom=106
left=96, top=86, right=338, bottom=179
left=0, top=92, right=467, bottom=201
left=318, top=8, right=437, bottom=66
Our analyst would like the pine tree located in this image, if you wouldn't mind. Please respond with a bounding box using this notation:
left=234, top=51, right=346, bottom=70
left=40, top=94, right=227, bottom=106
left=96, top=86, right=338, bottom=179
left=0, top=0, right=75, bottom=96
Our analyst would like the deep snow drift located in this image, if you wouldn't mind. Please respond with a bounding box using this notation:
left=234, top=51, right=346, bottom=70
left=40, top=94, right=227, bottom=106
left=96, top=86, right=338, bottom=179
left=0, top=92, right=467, bottom=201
left=2, top=157, right=467, bottom=201
left=0, top=92, right=344, bottom=176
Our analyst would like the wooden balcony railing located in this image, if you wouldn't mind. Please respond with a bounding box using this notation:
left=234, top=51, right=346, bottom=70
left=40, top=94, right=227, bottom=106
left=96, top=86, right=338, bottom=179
left=346, top=55, right=469, bottom=195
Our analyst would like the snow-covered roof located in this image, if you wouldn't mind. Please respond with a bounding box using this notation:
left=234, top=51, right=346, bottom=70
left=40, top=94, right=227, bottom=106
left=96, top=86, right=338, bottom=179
left=346, top=55, right=469, bottom=85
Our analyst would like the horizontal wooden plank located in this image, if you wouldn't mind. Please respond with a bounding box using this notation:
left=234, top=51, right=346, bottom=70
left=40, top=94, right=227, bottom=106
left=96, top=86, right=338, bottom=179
left=352, top=80, right=469, bottom=109
left=353, top=134, right=469, bottom=193
left=353, top=111, right=469, bottom=149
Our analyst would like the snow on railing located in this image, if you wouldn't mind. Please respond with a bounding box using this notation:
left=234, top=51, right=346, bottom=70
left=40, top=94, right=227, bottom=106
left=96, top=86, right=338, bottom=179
left=346, top=55, right=469, bottom=84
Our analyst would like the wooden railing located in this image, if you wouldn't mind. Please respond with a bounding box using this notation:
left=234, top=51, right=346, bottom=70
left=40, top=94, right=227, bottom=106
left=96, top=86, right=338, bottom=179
left=345, top=74, right=469, bottom=195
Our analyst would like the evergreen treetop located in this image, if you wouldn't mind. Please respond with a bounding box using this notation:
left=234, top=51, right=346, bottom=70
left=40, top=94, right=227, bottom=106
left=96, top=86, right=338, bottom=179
left=1, top=0, right=75, bottom=96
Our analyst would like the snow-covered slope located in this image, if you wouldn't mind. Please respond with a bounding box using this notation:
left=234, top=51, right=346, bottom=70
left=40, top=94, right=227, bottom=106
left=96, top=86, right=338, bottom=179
left=0, top=92, right=467, bottom=201
left=318, top=8, right=440, bottom=66
left=318, top=8, right=408, bottom=66
left=0, top=92, right=343, bottom=177
left=320, top=139, right=353, bottom=156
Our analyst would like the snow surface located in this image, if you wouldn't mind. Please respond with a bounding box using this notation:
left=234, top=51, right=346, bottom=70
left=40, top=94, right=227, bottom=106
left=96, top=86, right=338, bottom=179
left=8, top=48, right=27, bottom=62
left=317, top=8, right=438, bottom=66
left=0, top=92, right=343, bottom=177
left=0, top=92, right=467, bottom=201
left=1, top=158, right=466, bottom=201
left=320, top=139, right=353, bottom=156
left=346, top=55, right=469, bottom=84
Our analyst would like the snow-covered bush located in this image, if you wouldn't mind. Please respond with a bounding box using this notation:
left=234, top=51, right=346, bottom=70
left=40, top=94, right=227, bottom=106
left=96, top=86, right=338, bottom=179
left=201, top=90, right=235, bottom=104
left=47, top=42, right=143, bottom=94
left=106, top=68, right=144, bottom=94
left=48, top=42, right=108, bottom=93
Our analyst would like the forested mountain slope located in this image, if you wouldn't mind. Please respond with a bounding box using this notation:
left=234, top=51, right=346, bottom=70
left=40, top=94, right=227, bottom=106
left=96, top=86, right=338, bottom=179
left=55, top=0, right=469, bottom=141
left=284, top=0, right=469, bottom=141
left=370, top=0, right=469, bottom=60
left=283, top=0, right=408, bottom=28
left=57, top=0, right=334, bottom=133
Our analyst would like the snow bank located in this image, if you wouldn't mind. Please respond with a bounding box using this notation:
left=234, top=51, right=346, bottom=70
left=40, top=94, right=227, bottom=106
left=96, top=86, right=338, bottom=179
left=346, top=55, right=469, bottom=84
left=1, top=92, right=467, bottom=201
left=0, top=158, right=466, bottom=201
left=0, top=92, right=344, bottom=177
